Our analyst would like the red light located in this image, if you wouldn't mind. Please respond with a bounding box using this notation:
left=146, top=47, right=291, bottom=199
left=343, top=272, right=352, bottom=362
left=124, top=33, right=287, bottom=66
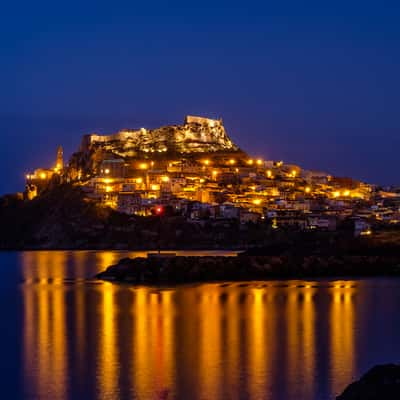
left=156, top=206, right=163, bottom=215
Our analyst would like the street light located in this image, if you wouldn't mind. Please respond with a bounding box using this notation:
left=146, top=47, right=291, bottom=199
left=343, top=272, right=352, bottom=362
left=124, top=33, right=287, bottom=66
left=155, top=206, right=164, bottom=254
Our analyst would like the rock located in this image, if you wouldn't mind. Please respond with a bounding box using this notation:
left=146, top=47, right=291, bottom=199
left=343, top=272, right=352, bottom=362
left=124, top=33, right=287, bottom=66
left=96, top=254, right=400, bottom=284
left=336, top=364, right=400, bottom=400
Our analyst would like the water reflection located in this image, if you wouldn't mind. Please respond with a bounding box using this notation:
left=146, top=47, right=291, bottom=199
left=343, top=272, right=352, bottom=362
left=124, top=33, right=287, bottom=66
left=330, top=283, right=356, bottom=394
left=23, top=270, right=67, bottom=399
left=20, top=251, right=363, bottom=400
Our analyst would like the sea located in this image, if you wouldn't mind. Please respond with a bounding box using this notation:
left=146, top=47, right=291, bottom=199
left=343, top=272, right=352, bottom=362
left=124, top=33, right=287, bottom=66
left=1, top=250, right=399, bottom=400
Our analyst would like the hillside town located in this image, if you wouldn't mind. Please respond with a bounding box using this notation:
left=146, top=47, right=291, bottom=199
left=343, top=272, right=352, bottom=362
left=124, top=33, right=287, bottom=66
left=25, top=116, right=400, bottom=237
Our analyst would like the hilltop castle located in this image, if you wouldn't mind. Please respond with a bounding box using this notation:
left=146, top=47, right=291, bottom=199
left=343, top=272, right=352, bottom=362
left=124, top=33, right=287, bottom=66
left=80, top=116, right=235, bottom=155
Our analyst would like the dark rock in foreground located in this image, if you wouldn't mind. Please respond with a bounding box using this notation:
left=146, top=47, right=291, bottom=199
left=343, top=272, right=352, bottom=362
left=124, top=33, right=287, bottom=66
left=96, top=254, right=400, bottom=284
left=337, top=364, right=400, bottom=400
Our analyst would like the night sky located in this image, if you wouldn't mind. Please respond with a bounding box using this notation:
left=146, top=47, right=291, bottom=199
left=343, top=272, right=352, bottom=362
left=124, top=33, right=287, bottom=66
left=2, top=0, right=400, bottom=195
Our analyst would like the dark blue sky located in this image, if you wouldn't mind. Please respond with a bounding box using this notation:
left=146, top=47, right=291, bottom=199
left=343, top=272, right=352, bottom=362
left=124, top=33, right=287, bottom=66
left=1, top=0, right=400, bottom=194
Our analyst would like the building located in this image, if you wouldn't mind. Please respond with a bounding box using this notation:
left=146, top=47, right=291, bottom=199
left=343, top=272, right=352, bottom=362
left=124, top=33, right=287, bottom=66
left=185, top=115, right=222, bottom=127
left=240, top=210, right=261, bottom=224
left=100, top=159, right=126, bottom=178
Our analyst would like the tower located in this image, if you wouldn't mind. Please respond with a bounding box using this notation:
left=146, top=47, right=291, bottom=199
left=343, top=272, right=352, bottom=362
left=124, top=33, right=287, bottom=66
left=56, top=146, right=64, bottom=171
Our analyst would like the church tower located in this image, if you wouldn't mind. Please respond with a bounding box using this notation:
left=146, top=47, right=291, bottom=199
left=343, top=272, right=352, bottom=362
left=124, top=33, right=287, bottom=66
left=56, top=146, right=64, bottom=171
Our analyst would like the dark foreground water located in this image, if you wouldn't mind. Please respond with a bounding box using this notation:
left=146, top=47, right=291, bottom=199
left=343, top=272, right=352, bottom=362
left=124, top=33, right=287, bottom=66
left=1, top=251, right=400, bottom=400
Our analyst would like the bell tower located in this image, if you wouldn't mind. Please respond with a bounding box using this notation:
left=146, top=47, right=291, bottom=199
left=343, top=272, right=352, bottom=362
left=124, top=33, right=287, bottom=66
left=56, top=146, right=64, bottom=171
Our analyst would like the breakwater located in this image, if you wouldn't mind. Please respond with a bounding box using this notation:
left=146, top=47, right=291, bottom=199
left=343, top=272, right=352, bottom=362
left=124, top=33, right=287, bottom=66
left=96, top=254, right=400, bottom=284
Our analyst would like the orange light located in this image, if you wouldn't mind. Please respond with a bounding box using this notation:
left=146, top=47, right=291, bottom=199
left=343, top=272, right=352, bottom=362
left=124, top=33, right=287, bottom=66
left=229, top=159, right=235, bottom=165
left=256, top=159, right=263, bottom=165
left=360, top=230, right=372, bottom=236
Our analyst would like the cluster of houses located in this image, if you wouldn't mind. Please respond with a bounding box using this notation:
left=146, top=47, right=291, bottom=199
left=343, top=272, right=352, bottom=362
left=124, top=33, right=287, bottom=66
left=24, top=117, right=400, bottom=237
left=66, top=154, right=399, bottom=236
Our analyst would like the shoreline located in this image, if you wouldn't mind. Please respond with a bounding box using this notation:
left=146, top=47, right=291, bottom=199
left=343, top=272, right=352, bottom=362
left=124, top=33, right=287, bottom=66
left=0, top=246, right=246, bottom=252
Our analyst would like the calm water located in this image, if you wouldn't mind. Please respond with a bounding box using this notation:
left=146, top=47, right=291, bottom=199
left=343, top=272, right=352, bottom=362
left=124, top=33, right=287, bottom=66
left=1, top=251, right=400, bottom=400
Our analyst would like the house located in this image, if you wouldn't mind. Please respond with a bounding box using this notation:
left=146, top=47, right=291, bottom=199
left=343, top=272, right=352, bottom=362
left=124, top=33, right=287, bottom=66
left=354, top=219, right=371, bottom=236
left=307, top=215, right=337, bottom=231
left=240, top=210, right=261, bottom=224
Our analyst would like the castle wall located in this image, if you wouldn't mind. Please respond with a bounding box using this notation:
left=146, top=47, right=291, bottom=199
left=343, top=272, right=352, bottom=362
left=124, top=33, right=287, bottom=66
left=78, top=116, right=238, bottom=155
left=89, top=129, right=143, bottom=144
left=185, top=115, right=222, bottom=126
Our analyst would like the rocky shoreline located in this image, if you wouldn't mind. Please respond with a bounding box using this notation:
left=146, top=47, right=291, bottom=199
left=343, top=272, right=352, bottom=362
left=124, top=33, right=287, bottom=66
left=336, top=364, right=400, bottom=399
left=96, top=254, right=400, bottom=284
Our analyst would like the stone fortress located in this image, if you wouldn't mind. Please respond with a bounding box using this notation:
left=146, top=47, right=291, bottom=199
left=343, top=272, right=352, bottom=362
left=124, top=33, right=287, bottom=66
left=80, top=116, right=238, bottom=156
